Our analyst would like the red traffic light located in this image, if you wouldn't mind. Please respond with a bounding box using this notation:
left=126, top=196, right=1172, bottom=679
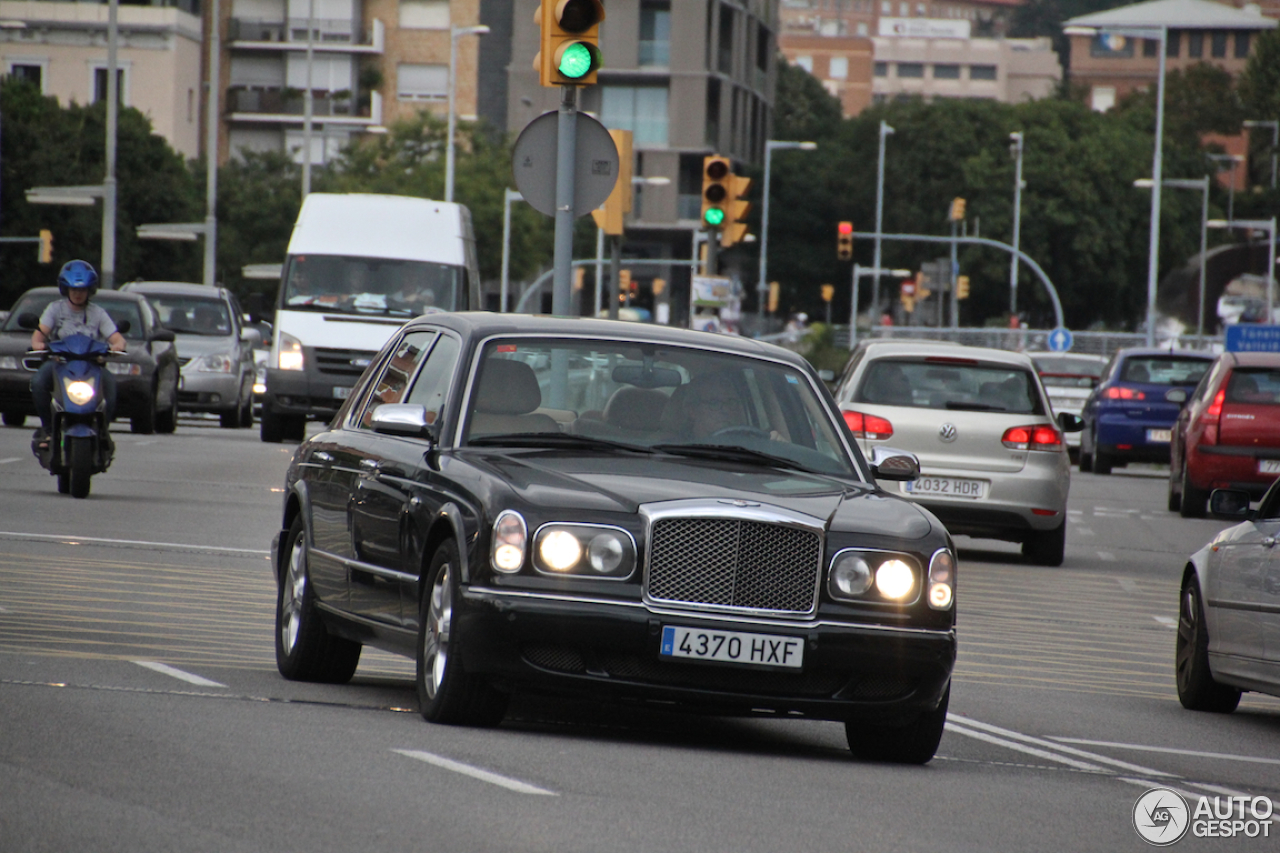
left=837, top=221, right=853, bottom=235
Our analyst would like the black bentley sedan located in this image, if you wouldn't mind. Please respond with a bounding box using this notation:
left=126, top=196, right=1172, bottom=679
left=0, top=288, right=180, bottom=434
left=273, top=313, right=957, bottom=763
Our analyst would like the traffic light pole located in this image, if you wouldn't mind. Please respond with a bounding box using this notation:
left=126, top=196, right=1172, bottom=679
left=609, top=234, right=621, bottom=320
left=552, top=85, right=578, bottom=315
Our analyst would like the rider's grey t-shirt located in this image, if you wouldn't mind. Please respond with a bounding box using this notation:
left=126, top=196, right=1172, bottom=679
left=39, top=300, right=117, bottom=342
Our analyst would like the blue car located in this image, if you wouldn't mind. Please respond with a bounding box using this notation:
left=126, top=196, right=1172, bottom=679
left=1079, top=347, right=1214, bottom=474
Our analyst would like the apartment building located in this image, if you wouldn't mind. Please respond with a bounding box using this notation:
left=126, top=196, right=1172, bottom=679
left=779, top=0, right=1022, bottom=39
left=0, top=0, right=204, bottom=158
left=871, top=28, right=1059, bottom=104
left=778, top=33, right=873, bottom=114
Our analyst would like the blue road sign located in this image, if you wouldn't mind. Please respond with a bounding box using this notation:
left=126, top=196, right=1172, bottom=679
left=1047, top=327, right=1073, bottom=352
left=1225, top=324, right=1280, bottom=353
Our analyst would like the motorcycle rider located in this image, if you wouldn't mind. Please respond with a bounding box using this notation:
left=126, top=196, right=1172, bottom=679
left=30, top=260, right=127, bottom=452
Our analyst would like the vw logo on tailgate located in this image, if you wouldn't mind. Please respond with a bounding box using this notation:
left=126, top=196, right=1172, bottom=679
left=938, top=423, right=958, bottom=443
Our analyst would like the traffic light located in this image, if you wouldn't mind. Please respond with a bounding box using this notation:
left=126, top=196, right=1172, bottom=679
left=949, top=197, right=966, bottom=222
left=837, top=221, right=853, bottom=260
left=821, top=284, right=834, bottom=303
left=914, top=271, right=931, bottom=302
left=900, top=279, right=916, bottom=313
left=535, top=0, right=605, bottom=88
left=767, top=281, right=780, bottom=313
left=618, top=268, right=631, bottom=294
left=573, top=267, right=585, bottom=291
left=719, top=174, right=753, bottom=248
left=38, top=229, right=53, bottom=264
left=956, top=275, right=970, bottom=300
left=652, top=277, right=666, bottom=296
left=591, top=129, right=633, bottom=236
left=701, top=155, right=731, bottom=230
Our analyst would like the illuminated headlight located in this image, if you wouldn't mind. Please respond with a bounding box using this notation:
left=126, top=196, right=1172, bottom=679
left=64, top=378, right=96, bottom=406
left=196, top=353, right=236, bottom=373
left=253, top=381, right=267, bottom=395
left=532, top=524, right=635, bottom=578
left=927, top=548, right=956, bottom=610
left=105, top=362, right=142, bottom=376
left=491, top=510, right=526, bottom=574
left=277, top=332, right=304, bottom=371
left=0, top=356, right=17, bottom=370
left=828, top=549, right=920, bottom=604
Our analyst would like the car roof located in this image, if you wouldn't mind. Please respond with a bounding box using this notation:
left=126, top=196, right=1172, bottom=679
left=1225, top=351, right=1280, bottom=367
left=1113, top=346, right=1214, bottom=360
left=121, top=281, right=224, bottom=297
left=858, top=339, right=1036, bottom=368
left=15, top=286, right=149, bottom=305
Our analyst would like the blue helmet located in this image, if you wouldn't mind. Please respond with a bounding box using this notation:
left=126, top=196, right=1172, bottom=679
left=58, top=260, right=99, bottom=298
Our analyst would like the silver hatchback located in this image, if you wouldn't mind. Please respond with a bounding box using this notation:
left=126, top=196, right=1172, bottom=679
left=834, top=340, right=1082, bottom=565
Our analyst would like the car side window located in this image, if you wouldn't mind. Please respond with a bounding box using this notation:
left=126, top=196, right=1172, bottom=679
left=403, top=334, right=460, bottom=427
left=356, top=331, right=437, bottom=430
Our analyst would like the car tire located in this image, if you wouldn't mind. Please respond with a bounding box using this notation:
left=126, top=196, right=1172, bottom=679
left=1179, top=467, right=1207, bottom=519
left=155, top=392, right=178, bottom=435
left=275, top=516, right=361, bottom=683
left=1166, top=467, right=1182, bottom=513
left=219, top=406, right=240, bottom=429
left=416, top=539, right=508, bottom=727
left=260, top=406, right=284, bottom=443
left=239, top=383, right=254, bottom=427
left=2, top=411, right=25, bottom=427
left=1022, top=522, right=1066, bottom=567
left=846, top=686, right=949, bottom=765
left=1091, top=446, right=1112, bottom=475
left=130, top=384, right=157, bottom=435
left=285, top=414, right=307, bottom=442
left=1175, top=576, right=1241, bottom=713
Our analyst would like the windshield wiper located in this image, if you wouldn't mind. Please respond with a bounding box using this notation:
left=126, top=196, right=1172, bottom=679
left=651, top=443, right=809, bottom=472
left=468, top=433, right=655, bottom=453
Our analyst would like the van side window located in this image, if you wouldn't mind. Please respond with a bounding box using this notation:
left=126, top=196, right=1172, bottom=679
left=404, top=334, right=461, bottom=427
left=357, top=331, right=437, bottom=430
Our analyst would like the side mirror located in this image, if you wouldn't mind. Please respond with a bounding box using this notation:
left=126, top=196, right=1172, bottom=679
left=1057, top=412, right=1084, bottom=433
left=867, top=446, right=920, bottom=482
left=240, top=327, right=263, bottom=347
left=1208, top=489, right=1253, bottom=520
left=151, top=328, right=176, bottom=343
left=17, top=312, right=40, bottom=331
left=370, top=403, right=434, bottom=440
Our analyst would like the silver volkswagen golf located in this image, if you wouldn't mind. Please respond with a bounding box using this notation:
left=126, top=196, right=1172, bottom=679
left=834, top=340, right=1082, bottom=565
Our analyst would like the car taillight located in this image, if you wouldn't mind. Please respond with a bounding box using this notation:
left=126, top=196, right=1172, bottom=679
left=1104, top=386, right=1145, bottom=400
left=1001, top=424, right=1063, bottom=451
left=1199, top=388, right=1225, bottom=446
left=843, top=410, right=894, bottom=440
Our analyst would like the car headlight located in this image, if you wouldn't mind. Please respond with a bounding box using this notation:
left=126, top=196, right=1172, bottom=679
left=105, top=361, right=142, bottom=376
left=827, top=549, right=920, bottom=604
left=63, top=378, right=97, bottom=406
left=277, top=332, right=304, bottom=371
left=927, top=548, right=956, bottom=610
left=532, top=524, right=635, bottom=579
left=491, top=510, right=527, bottom=574
left=196, top=353, right=236, bottom=373
left=0, top=356, right=17, bottom=370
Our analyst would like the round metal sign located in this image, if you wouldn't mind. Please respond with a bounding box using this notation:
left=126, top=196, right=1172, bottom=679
left=511, top=110, right=620, bottom=218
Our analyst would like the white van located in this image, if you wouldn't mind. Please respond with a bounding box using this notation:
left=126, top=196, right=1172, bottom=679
left=260, top=193, right=481, bottom=442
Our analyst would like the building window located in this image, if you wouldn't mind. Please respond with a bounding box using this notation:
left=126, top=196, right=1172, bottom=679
left=795, top=55, right=814, bottom=73
left=857, top=22, right=868, bottom=36
left=970, top=64, right=997, bottom=80
left=881, top=1, right=891, bottom=13
left=601, top=85, right=669, bottom=146
left=1211, top=31, right=1227, bottom=58
left=705, top=78, right=720, bottom=147
left=1235, top=31, right=1251, bottom=59
left=1091, top=34, right=1134, bottom=58
left=1189, top=32, right=1203, bottom=58
left=933, top=63, right=960, bottom=79
left=397, top=63, right=448, bottom=100
left=1167, top=30, right=1181, bottom=57
left=874, top=61, right=888, bottom=77
left=399, top=0, right=449, bottom=29
left=897, top=62, right=924, bottom=78
left=1090, top=86, right=1115, bottom=112
left=639, top=1, right=671, bottom=67
left=7, top=63, right=43, bottom=91
left=188, top=88, right=195, bottom=122
left=92, top=67, right=127, bottom=105
left=718, top=6, right=735, bottom=74
left=1143, top=39, right=1157, bottom=57
left=829, top=56, right=848, bottom=79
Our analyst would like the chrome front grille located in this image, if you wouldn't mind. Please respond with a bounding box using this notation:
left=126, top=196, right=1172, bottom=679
left=646, top=517, right=822, bottom=616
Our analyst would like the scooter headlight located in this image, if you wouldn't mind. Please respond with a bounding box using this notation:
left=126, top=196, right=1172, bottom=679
left=64, top=379, right=97, bottom=406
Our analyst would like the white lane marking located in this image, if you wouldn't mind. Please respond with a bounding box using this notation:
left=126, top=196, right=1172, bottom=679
left=1118, top=578, right=1139, bottom=593
left=946, top=721, right=1105, bottom=772
left=0, top=457, right=20, bottom=465
left=1097, top=551, right=1117, bottom=562
left=392, top=749, right=557, bottom=796
left=1152, top=616, right=1176, bottom=628
left=1051, top=738, right=1280, bottom=768
left=0, top=530, right=268, bottom=557
left=133, top=661, right=226, bottom=688
left=949, top=717, right=1176, bottom=777
left=1075, top=526, right=1095, bottom=537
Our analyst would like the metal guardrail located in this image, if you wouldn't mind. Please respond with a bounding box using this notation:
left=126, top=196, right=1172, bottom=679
left=826, top=326, right=1223, bottom=357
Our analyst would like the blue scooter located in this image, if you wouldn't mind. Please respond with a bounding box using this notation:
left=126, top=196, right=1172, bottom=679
left=27, top=332, right=121, bottom=498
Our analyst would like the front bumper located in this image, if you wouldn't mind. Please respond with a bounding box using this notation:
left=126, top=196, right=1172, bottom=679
left=454, top=587, right=955, bottom=723
left=178, top=369, right=241, bottom=413
left=265, top=367, right=356, bottom=420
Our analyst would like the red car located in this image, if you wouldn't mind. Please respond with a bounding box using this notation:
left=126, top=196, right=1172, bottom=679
left=1169, top=351, right=1280, bottom=517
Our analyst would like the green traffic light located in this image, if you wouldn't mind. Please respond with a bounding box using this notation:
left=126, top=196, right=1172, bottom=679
left=558, top=42, right=594, bottom=79
left=704, top=208, right=726, bottom=227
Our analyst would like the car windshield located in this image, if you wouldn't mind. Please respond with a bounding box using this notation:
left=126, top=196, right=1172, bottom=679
left=1120, top=356, right=1211, bottom=385
left=146, top=296, right=232, bottom=336
left=1, top=293, right=144, bottom=340
left=282, top=254, right=464, bottom=317
left=462, top=338, right=858, bottom=477
left=855, top=358, right=1042, bottom=414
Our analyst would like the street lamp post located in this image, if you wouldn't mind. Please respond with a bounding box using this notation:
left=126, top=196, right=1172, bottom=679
left=445, top=24, right=490, bottom=203
left=102, top=0, right=120, bottom=289
left=1135, top=175, right=1210, bottom=337
left=757, top=140, right=817, bottom=323
left=301, top=0, right=314, bottom=197
left=1009, top=131, right=1024, bottom=317
left=1244, top=119, right=1279, bottom=190
left=872, top=121, right=894, bottom=319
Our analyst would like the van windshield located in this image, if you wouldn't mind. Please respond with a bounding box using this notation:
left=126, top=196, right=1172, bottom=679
left=281, top=254, right=464, bottom=317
